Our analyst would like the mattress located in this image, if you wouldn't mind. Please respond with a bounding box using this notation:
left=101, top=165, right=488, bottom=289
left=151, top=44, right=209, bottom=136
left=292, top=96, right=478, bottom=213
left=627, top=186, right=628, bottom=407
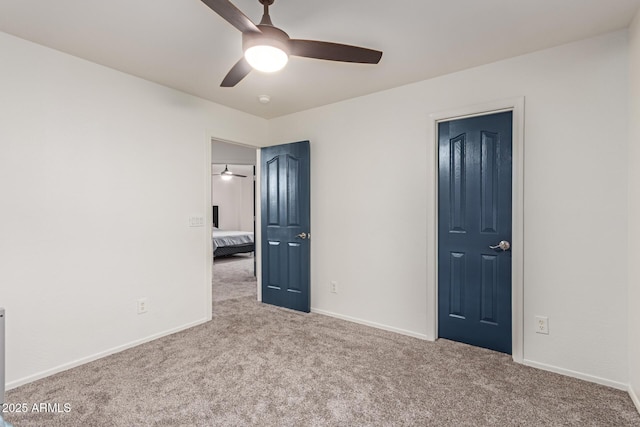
left=212, top=229, right=254, bottom=251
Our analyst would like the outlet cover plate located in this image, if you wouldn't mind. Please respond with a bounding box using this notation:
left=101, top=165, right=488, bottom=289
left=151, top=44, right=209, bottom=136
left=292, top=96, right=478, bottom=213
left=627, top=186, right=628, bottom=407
left=535, top=315, right=549, bottom=334
left=330, top=281, right=337, bottom=293
left=137, top=298, right=148, bottom=314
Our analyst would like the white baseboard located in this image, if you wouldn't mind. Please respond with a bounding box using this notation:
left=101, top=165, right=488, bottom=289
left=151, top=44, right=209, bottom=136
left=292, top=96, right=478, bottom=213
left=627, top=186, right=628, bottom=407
left=522, top=359, right=627, bottom=391
left=6, top=317, right=209, bottom=390
left=310, top=309, right=633, bottom=397
left=630, top=384, right=640, bottom=414
left=310, top=307, right=429, bottom=341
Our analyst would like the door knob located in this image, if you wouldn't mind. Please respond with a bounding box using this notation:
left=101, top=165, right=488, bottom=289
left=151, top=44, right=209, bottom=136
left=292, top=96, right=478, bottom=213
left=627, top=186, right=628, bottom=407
left=296, top=232, right=307, bottom=239
left=489, top=240, right=511, bottom=251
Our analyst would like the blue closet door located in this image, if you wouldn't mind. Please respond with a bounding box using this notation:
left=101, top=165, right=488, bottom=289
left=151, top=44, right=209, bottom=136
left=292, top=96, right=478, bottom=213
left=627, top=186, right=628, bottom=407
left=261, top=141, right=310, bottom=312
left=438, top=112, right=513, bottom=354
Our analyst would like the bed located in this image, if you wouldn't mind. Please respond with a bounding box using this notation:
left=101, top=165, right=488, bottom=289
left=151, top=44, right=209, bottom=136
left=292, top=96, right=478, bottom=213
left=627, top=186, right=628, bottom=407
left=212, top=205, right=255, bottom=257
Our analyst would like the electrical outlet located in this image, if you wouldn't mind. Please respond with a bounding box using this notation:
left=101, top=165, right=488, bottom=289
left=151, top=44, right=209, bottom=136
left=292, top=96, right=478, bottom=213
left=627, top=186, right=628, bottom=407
left=330, top=281, right=338, bottom=293
left=535, top=316, right=549, bottom=334
left=137, top=298, right=148, bottom=314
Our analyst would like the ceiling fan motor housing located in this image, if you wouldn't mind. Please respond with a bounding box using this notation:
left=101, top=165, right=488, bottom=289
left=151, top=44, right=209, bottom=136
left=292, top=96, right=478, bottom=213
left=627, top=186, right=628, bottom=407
left=243, top=25, right=291, bottom=56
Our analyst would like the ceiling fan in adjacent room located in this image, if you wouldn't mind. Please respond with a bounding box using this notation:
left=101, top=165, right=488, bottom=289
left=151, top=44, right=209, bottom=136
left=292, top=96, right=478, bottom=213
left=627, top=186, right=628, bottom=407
left=200, top=0, right=383, bottom=87
left=212, top=164, right=248, bottom=180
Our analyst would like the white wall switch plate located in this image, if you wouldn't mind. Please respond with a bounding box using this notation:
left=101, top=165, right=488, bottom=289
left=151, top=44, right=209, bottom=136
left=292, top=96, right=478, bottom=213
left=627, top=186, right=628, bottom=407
left=189, top=215, right=205, bottom=227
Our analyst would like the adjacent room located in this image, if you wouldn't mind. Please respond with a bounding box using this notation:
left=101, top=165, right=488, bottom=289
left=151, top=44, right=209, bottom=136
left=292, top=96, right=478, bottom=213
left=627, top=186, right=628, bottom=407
left=1, top=0, right=639, bottom=425
left=211, top=140, right=257, bottom=305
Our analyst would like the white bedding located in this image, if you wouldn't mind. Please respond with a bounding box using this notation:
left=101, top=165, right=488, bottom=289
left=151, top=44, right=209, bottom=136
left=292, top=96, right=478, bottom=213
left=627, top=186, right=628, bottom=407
left=212, top=229, right=254, bottom=251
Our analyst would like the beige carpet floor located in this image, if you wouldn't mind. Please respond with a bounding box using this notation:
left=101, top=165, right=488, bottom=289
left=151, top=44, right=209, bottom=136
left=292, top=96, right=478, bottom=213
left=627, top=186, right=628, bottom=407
left=212, top=254, right=257, bottom=302
left=4, top=257, right=639, bottom=426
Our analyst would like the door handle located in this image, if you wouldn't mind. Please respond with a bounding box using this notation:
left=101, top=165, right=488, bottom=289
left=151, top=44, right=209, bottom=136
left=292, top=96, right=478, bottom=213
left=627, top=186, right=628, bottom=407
left=296, top=232, right=307, bottom=240
left=490, top=240, right=511, bottom=251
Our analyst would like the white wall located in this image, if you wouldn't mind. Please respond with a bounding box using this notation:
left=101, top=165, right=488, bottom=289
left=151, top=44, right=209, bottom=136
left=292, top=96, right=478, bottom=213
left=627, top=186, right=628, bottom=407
left=269, top=31, right=629, bottom=386
left=238, top=168, right=255, bottom=232
left=628, top=9, right=640, bottom=410
left=211, top=140, right=257, bottom=165
left=0, top=31, right=267, bottom=387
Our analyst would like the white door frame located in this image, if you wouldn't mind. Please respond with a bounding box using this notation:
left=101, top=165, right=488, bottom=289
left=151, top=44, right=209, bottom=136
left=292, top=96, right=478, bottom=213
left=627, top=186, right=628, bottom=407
left=426, top=97, right=525, bottom=363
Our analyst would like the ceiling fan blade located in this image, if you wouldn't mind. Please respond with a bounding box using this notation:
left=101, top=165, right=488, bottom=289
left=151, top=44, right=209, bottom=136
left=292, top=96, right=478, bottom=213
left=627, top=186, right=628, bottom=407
left=289, top=40, right=382, bottom=64
left=200, top=0, right=260, bottom=34
left=221, top=57, right=252, bottom=87
left=230, top=173, right=247, bottom=178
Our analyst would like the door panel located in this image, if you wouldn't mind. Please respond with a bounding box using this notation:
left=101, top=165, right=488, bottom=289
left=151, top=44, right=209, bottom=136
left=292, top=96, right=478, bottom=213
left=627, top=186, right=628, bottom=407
left=480, top=254, right=498, bottom=324
left=438, top=112, right=512, bottom=354
left=449, top=134, right=466, bottom=233
left=481, top=131, right=499, bottom=233
left=261, top=141, right=310, bottom=312
left=449, top=252, right=466, bottom=318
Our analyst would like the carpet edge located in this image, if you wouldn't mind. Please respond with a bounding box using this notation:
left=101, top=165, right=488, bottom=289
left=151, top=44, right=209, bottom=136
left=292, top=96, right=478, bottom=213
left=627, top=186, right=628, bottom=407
left=522, top=358, right=628, bottom=391
left=630, top=383, right=640, bottom=414
left=310, top=307, right=430, bottom=341
left=6, top=317, right=210, bottom=390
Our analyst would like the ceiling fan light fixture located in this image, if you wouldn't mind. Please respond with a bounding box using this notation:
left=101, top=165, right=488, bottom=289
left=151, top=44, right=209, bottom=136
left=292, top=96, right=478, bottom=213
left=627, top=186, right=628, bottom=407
left=242, top=26, right=290, bottom=73
left=220, top=165, right=234, bottom=180
left=244, top=45, right=288, bottom=72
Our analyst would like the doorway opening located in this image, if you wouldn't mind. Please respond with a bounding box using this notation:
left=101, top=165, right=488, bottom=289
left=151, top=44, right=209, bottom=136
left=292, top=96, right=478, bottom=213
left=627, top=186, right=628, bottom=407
left=211, top=139, right=258, bottom=311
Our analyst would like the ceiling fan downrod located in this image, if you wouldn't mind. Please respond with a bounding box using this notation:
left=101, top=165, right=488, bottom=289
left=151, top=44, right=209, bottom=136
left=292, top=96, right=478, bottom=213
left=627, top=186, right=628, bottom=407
left=258, top=0, right=274, bottom=26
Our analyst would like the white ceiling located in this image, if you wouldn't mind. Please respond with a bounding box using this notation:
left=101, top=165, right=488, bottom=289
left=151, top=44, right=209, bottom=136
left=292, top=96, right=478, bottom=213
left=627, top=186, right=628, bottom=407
left=1, top=0, right=639, bottom=119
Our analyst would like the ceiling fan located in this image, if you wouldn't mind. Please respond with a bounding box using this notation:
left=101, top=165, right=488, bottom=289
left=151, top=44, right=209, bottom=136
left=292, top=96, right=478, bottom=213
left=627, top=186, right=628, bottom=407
left=212, top=165, right=248, bottom=179
left=200, top=0, right=383, bottom=87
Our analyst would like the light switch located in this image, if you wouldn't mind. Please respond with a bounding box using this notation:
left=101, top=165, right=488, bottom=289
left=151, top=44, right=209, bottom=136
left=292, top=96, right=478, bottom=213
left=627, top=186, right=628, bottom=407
left=189, top=215, right=205, bottom=227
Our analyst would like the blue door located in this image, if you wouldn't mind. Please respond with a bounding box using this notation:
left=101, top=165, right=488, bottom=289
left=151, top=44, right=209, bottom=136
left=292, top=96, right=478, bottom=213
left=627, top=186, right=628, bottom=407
left=261, top=141, right=310, bottom=312
left=438, top=112, right=512, bottom=354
